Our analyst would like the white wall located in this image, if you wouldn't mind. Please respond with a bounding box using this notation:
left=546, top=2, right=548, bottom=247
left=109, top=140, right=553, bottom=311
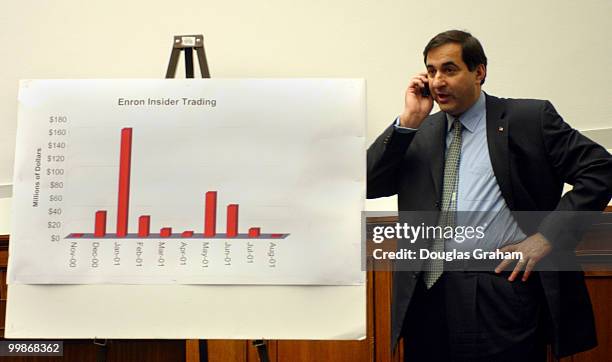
left=0, top=0, right=610, bottom=213
left=0, top=198, right=10, bottom=235
left=0, top=184, right=12, bottom=234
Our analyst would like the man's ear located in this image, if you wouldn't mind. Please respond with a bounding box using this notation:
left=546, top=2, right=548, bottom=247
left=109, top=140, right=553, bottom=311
left=475, top=64, right=486, bottom=84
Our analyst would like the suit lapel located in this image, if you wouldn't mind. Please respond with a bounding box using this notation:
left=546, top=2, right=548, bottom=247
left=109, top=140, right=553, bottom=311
left=427, top=112, right=447, bottom=201
left=485, top=94, right=514, bottom=209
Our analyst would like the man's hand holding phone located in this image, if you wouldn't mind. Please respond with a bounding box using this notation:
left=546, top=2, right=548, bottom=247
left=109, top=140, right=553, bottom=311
left=399, top=72, right=433, bottom=128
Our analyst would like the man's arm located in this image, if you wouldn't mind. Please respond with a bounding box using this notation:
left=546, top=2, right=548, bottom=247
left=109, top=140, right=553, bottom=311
left=498, top=101, right=612, bottom=281
left=367, top=125, right=415, bottom=198
left=367, top=72, right=433, bottom=199
left=536, top=100, right=612, bottom=247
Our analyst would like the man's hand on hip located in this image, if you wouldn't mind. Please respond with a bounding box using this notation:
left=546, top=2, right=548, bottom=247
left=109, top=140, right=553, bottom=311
left=495, top=232, right=552, bottom=282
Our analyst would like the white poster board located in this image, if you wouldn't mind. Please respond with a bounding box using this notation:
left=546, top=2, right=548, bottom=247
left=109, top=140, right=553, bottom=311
left=6, top=79, right=366, bottom=339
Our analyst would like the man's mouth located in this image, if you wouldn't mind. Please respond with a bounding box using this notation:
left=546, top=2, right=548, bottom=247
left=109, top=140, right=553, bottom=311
left=436, top=93, right=451, bottom=104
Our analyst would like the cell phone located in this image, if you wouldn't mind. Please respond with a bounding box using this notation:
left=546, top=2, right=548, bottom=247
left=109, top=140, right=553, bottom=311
left=421, top=83, right=431, bottom=97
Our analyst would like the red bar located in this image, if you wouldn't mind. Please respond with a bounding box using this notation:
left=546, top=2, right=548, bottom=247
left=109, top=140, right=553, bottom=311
left=226, top=204, right=239, bottom=237
left=71, top=233, right=84, bottom=238
left=182, top=231, right=194, bottom=238
left=204, top=191, right=217, bottom=237
left=138, top=216, right=150, bottom=237
left=94, top=211, right=107, bottom=237
left=160, top=228, right=172, bottom=237
left=248, top=227, right=261, bottom=238
left=116, top=128, right=133, bottom=237
left=271, top=234, right=283, bottom=238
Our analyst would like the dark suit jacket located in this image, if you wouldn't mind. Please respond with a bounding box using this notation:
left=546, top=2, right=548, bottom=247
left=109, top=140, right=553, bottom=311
left=367, top=93, right=612, bottom=358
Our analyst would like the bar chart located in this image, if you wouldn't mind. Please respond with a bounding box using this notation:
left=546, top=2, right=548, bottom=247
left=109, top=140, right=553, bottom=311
left=67, top=128, right=289, bottom=240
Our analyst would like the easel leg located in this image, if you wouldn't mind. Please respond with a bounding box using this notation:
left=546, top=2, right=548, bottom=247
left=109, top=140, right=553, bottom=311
left=253, top=340, right=270, bottom=362
left=199, top=340, right=208, bottom=362
left=184, top=48, right=194, bottom=78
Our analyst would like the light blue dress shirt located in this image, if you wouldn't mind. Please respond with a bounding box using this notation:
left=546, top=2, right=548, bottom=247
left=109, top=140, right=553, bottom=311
left=394, top=92, right=526, bottom=250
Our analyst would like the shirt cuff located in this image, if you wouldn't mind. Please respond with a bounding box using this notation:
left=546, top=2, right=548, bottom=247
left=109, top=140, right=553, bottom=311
left=393, top=116, right=418, bottom=133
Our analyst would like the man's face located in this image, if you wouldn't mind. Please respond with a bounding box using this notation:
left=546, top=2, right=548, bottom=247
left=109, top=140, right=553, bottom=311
left=425, top=43, right=485, bottom=116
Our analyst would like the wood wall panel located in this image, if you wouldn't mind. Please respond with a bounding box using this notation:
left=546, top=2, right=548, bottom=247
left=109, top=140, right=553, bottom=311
left=207, top=340, right=247, bottom=361
left=373, top=271, right=399, bottom=362
left=185, top=339, right=200, bottom=362
left=106, top=340, right=185, bottom=362
left=276, top=340, right=369, bottom=362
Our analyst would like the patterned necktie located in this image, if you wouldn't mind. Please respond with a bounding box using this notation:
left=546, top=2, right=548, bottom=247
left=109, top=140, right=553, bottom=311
left=423, top=118, right=462, bottom=289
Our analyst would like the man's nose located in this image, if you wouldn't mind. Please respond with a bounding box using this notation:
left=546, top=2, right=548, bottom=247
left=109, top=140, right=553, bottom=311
left=431, top=73, right=446, bottom=89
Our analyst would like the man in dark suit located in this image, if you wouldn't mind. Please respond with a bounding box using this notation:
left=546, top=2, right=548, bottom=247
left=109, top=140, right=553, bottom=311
left=367, top=30, right=612, bottom=361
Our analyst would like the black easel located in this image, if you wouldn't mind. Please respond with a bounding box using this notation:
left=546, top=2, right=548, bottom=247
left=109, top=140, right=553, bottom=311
left=166, top=34, right=210, bottom=79
left=164, top=34, right=269, bottom=362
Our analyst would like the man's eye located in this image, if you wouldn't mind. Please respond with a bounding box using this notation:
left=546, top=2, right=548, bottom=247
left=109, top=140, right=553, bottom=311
left=427, top=70, right=435, bottom=77
left=444, top=68, right=457, bottom=74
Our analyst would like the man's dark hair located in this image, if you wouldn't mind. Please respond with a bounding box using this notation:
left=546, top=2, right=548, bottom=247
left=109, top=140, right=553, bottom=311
left=423, top=30, right=487, bottom=85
